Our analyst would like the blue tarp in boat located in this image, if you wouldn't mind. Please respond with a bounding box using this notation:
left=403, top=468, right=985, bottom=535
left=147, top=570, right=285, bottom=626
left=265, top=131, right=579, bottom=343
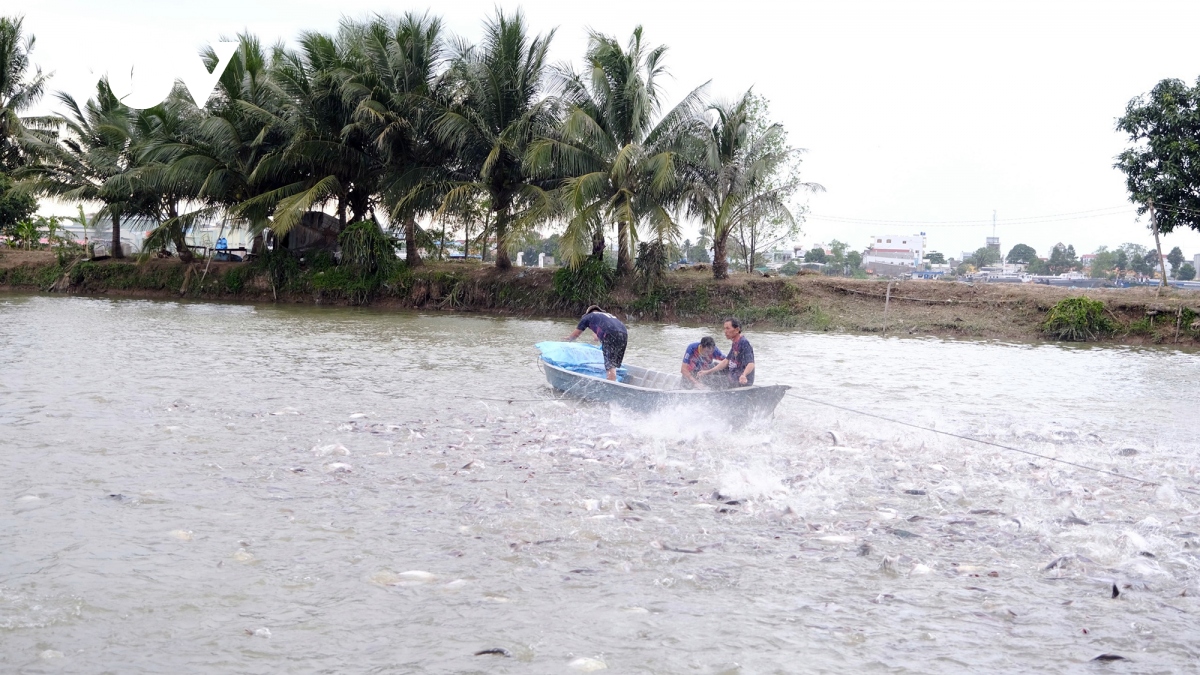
left=535, top=341, right=630, bottom=382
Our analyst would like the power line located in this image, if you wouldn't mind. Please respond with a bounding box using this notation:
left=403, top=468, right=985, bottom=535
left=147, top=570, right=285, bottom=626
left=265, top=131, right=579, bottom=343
left=807, top=206, right=1134, bottom=227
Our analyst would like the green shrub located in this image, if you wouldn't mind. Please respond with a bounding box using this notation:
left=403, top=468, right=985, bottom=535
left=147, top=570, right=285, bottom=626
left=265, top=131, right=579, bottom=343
left=553, top=256, right=614, bottom=306
left=253, top=248, right=303, bottom=292
left=634, top=241, right=668, bottom=290
left=1127, top=317, right=1154, bottom=336
left=222, top=265, right=248, bottom=294
left=1041, top=296, right=1115, bottom=341
left=339, top=220, right=397, bottom=276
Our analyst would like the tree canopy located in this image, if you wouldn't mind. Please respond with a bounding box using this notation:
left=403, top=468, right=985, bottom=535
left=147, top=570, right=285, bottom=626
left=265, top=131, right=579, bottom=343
left=6, top=11, right=818, bottom=279
left=1005, top=243, right=1037, bottom=264
left=1116, top=77, right=1200, bottom=234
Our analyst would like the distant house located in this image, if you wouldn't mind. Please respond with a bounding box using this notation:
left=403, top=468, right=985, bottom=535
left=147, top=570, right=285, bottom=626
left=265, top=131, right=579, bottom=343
left=863, top=233, right=926, bottom=277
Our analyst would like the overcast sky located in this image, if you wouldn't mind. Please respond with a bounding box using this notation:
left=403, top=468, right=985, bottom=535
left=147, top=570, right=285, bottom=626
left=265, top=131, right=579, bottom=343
left=17, top=0, right=1200, bottom=259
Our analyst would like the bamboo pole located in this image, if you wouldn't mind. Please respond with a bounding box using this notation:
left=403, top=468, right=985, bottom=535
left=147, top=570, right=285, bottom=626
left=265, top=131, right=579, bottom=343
left=883, top=280, right=894, bottom=335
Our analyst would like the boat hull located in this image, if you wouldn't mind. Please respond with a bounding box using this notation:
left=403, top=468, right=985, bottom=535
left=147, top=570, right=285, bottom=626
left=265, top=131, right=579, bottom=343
left=539, top=359, right=789, bottom=422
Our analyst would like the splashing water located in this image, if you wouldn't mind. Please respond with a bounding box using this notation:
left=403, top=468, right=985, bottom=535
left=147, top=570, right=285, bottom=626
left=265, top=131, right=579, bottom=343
left=1, top=294, right=1198, bottom=673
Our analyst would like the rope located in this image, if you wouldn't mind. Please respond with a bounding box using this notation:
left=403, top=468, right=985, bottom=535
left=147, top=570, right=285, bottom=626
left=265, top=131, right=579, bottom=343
left=782, top=391, right=1200, bottom=496
left=835, top=286, right=1011, bottom=305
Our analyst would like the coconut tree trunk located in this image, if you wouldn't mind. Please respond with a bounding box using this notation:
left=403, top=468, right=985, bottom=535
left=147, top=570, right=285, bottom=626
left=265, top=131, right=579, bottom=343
left=712, top=230, right=729, bottom=280
left=616, top=221, right=631, bottom=275
left=112, top=210, right=124, bottom=258
left=591, top=228, right=605, bottom=261
left=167, top=203, right=194, bottom=263
left=494, top=207, right=512, bottom=270
left=404, top=213, right=423, bottom=267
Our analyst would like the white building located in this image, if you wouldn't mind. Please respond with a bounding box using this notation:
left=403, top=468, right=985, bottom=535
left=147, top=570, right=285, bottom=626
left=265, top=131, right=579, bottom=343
left=863, top=233, right=926, bottom=275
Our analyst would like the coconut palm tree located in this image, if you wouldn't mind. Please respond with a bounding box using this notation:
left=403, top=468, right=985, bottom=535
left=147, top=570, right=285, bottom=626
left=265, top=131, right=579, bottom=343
left=248, top=27, right=385, bottom=237
left=0, top=14, right=52, bottom=173
left=350, top=12, right=451, bottom=266
left=156, top=34, right=288, bottom=245
left=135, top=92, right=204, bottom=261
left=433, top=9, right=557, bottom=270
left=22, top=78, right=150, bottom=258
left=681, top=91, right=816, bottom=280
left=527, top=27, right=706, bottom=273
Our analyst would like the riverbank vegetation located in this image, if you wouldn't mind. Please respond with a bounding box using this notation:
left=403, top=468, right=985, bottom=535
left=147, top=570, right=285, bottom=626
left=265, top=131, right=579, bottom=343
left=0, top=11, right=818, bottom=282
left=5, top=249, right=1200, bottom=346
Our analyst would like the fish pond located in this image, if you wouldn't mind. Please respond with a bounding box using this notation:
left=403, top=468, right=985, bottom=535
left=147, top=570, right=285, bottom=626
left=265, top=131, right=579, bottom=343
left=2, top=294, right=1199, bottom=673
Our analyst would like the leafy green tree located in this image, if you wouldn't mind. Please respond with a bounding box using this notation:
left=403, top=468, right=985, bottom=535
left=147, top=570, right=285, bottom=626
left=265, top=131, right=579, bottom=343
left=846, top=250, right=863, bottom=269
left=1026, top=257, right=1049, bottom=275
left=687, top=225, right=712, bottom=262
left=924, top=251, right=945, bottom=265
left=435, top=9, right=557, bottom=271
left=527, top=27, right=704, bottom=274
left=353, top=12, right=451, bottom=267
left=1130, top=252, right=1151, bottom=278
left=803, top=247, right=826, bottom=263
left=1167, top=246, right=1184, bottom=277
left=242, top=28, right=391, bottom=241
left=828, top=239, right=847, bottom=264
left=969, top=246, right=1001, bottom=267
left=0, top=15, right=52, bottom=173
left=728, top=95, right=813, bottom=275
left=0, top=170, right=35, bottom=233
left=1145, top=249, right=1160, bottom=275
left=22, top=79, right=149, bottom=257
left=1114, top=248, right=1128, bottom=277
left=1116, top=78, right=1200, bottom=235
left=681, top=91, right=817, bottom=279
left=1046, top=243, right=1078, bottom=275
left=1089, top=246, right=1117, bottom=278
left=1179, top=263, right=1196, bottom=281
left=1005, top=243, right=1037, bottom=264
left=11, top=216, right=39, bottom=249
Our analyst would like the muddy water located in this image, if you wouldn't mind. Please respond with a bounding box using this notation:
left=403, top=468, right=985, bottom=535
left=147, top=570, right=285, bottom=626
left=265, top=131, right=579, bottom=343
left=2, top=294, right=1199, bottom=673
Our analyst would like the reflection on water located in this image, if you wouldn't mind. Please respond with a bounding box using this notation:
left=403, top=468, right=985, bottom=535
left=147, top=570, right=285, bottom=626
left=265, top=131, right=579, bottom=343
left=2, top=294, right=1199, bottom=673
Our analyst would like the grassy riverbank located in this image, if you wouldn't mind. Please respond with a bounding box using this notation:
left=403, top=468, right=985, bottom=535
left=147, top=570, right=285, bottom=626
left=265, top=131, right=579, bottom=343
left=4, top=249, right=1200, bottom=345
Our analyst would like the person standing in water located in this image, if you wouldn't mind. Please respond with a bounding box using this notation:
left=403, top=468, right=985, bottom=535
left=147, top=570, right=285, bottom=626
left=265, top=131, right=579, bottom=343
left=700, top=317, right=755, bottom=387
left=565, top=305, right=628, bottom=381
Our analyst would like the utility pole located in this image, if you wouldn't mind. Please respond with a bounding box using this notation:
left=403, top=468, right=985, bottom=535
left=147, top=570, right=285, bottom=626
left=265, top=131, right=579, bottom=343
left=1150, top=200, right=1168, bottom=289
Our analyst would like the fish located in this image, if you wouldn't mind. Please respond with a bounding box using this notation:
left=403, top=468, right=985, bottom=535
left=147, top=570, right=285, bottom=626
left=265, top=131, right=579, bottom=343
left=569, top=657, right=608, bottom=671
left=313, top=443, right=350, bottom=457
left=323, top=462, right=352, bottom=473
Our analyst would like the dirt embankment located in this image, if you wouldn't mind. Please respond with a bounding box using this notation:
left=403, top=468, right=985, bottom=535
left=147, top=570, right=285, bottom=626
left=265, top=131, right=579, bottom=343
left=4, top=249, right=1199, bottom=346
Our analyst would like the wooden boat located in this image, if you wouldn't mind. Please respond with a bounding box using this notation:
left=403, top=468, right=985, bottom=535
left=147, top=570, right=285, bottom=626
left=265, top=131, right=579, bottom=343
left=537, top=356, right=790, bottom=422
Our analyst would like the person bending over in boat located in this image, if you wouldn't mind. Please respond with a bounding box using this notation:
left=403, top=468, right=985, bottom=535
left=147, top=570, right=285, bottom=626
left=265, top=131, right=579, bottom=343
left=565, top=305, right=628, bottom=381
left=680, top=336, right=725, bottom=389
left=700, top=318, right=755, bottom=387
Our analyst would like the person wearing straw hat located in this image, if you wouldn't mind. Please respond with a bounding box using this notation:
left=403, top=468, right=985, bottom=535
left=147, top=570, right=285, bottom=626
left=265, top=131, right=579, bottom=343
left=565, top=305, right=628, bottom=381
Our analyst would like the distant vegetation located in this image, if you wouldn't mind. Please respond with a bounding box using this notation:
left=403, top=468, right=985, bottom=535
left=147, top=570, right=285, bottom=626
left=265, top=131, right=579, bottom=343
left=0, top=11, right=818, bottom=282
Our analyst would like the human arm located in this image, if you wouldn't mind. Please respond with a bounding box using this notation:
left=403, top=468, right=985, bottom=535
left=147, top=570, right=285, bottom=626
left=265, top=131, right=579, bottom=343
left=565, top=328, right=584, bottom=342
left=739, top=361, right=755, bottom=385
left=737, top=342, right=755, bottom=384
left=699, top=359, right=729, bottom=377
